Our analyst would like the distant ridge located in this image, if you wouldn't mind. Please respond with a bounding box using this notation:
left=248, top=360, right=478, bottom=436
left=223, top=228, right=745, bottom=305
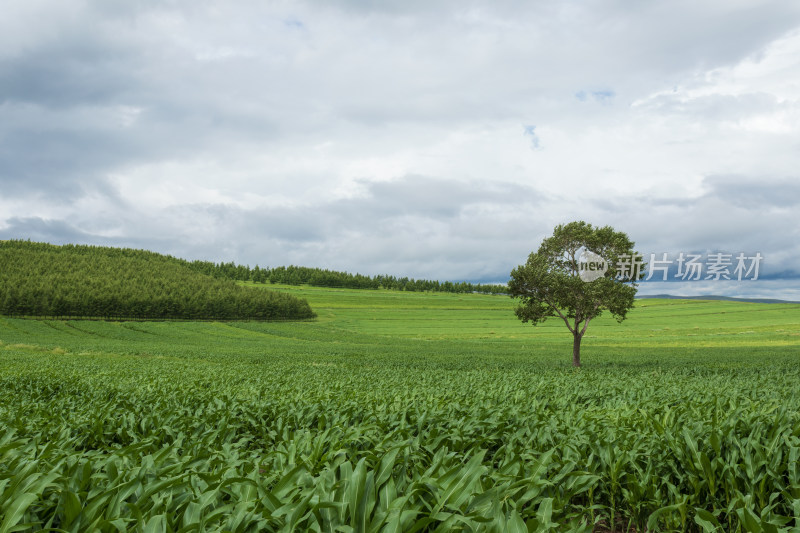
left=638, top=294, right=800, bottom=304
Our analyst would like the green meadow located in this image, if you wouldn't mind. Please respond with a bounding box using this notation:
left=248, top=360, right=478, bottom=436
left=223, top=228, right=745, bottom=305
left=0, top=285, right=799, bottom=532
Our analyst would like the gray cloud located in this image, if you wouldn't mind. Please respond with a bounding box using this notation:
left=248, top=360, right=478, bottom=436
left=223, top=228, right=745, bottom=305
left=0, top=37, right=137, bottom=109
left=2, top=170, right=799, bottom=289
left=0, top=217, right=98, bottom=243
left=702, top=175, right=800, bottom=208
left=0, top=175, right=546, bottom=280
left=344, top=176, right=541, bottom=219
left=585, top=176, right=800, bottom=285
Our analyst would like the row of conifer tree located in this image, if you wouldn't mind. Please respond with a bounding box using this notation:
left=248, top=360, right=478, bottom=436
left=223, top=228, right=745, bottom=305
left=187, top=262, right=508, bottom=294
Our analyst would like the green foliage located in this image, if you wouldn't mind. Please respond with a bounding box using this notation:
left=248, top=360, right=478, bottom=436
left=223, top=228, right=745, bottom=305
left=0, top=240, right=315, bottom=320
left=0, top=287, right=799, bottom=531
left=188, top=262, right=508, bottom=294
left=509, top=221, right=640, bottom=366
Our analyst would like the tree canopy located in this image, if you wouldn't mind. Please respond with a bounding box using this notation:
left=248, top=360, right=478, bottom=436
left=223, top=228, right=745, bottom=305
left=508, top=221, right=641, bottom=367
left=0, top=241, right=315, bottom=321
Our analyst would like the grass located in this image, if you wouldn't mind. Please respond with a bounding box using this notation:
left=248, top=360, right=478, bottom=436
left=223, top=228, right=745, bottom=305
left=0, top=285, right=799, bottom=531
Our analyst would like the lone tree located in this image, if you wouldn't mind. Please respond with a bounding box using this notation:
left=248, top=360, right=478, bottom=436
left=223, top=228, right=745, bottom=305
left=508, top=221, right=642, bottom=367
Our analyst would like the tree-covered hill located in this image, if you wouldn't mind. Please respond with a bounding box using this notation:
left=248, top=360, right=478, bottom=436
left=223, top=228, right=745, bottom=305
left=187, top=262, right=508, bottom=294
left=0, top=241, right=315, bottom=320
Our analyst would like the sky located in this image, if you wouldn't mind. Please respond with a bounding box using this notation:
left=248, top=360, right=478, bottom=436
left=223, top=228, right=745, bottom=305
left=2, top=0, right=800, bottom=299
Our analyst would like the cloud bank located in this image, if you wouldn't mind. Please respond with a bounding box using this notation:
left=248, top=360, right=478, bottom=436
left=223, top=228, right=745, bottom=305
left=2, top=0, right=800, bottom=298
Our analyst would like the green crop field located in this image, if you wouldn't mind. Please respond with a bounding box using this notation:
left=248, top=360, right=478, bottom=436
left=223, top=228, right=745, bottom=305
left=1, top=285, right=799, bottom=532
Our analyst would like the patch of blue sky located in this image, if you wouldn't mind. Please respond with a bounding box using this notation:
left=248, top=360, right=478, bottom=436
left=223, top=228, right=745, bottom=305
left=284, top=17, right=304, bottom=29
left=523, top=125, right=540, bottom=149
left=575, top=89, right=615, bottom=103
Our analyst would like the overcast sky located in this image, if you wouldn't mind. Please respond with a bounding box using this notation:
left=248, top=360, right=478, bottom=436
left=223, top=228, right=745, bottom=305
left=2, top=0, right=800, bottom=298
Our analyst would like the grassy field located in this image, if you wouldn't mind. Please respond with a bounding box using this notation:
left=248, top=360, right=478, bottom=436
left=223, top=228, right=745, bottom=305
left=0, top=286, right=799, bottom=532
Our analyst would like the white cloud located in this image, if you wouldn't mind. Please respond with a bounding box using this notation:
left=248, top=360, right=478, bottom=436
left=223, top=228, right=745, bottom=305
left=1, top=0, right=800, bottom=297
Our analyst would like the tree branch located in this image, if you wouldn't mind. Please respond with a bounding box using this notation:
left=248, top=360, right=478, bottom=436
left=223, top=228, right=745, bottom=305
left=580, top=317, right=592, bottom=336
left=541, top=294, right=575, bottom=333
left=579, top=300, right=601, bottom=336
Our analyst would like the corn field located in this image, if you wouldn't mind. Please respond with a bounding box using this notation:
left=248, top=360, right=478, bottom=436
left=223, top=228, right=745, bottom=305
left=1, top=291, right=799, bottom=532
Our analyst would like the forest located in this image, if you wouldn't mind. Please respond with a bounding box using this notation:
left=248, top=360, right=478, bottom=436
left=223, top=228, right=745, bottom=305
left=0, top=241, right=315, bottom=320
left=188, top=262, right=508, bottom=294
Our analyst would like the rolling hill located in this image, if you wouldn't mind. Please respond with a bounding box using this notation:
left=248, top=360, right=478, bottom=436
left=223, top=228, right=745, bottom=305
left=0, top=240, right=315, bottom=320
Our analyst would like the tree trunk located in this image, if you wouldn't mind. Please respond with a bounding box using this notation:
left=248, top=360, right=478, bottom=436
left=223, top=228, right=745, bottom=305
left=572, top=333, right=582, bottom=367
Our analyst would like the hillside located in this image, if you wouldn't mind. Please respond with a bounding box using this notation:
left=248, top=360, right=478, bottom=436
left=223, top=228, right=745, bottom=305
left=0, top=240, right=315, bottom=320
left=639, top=293, right=800, bottom=304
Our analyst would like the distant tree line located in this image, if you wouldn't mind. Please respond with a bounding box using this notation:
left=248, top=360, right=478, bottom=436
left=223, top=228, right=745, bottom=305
left=186, top=262, right=508, bottom=294
left=0, top=241, right=315, bottom=320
